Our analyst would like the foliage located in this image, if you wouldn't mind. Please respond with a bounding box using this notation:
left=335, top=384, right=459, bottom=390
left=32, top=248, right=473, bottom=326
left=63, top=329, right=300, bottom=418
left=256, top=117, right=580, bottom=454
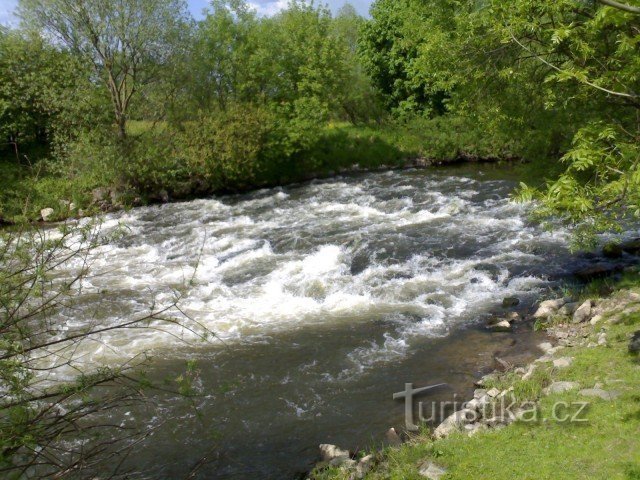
left=359, top=0, right=640, bottom=239
left=0, top=30, right=104, bottom=155
left=19, top=0, right=192, bottom=138
left=0, top=220, right=211, bottom=477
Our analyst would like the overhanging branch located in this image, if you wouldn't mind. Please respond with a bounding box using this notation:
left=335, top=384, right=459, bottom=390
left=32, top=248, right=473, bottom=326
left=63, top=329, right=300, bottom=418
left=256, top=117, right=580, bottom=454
left=598, top=0, right=640, bottom=14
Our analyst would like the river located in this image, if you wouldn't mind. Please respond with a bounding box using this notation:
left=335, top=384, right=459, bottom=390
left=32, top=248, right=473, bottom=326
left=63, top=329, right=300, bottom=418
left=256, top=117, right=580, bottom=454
left=50, top=164, right=585, bottom=478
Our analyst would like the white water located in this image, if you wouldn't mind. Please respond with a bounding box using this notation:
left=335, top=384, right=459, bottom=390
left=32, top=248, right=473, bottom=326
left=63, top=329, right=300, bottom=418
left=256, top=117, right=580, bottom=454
left=47, top=170, right=572, bottom=382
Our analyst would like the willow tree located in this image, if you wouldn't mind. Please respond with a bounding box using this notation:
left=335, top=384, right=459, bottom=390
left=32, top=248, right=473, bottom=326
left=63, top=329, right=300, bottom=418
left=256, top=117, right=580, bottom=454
left=19, top=0, right=190, bottom=139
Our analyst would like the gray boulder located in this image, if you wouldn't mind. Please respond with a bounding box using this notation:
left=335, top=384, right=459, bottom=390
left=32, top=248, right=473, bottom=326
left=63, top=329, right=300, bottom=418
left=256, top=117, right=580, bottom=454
left=544, top=381, right=580, bottom=395
left=578, top=389, right=620, bottom=401
left=534, top=298, right=568, bottom=319
left=558, top=302, right=579, bottom=316
left=433, top=409, right=476, bottom=439
left=319, top=444, right=351, bottom=466
left=418, top=461, right=447, bottom=480
left=573, top=300, right=593, bottom=323
left=92, top=187, right=110, bottom=203
left=40, top=208, right=54, bottom=222
left=487, top=320, right=512, bottom=332
left=351, top=455, right=374, bottom=480
left=552, top=357, right=573, bottom=369
left=384, top=427, right=403, bottom=447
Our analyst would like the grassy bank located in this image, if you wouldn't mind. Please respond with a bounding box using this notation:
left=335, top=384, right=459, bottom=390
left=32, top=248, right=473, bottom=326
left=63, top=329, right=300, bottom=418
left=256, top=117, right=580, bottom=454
left=313, top=273, right=640, bottom=480
left=1, top=117, right=561, bottom=225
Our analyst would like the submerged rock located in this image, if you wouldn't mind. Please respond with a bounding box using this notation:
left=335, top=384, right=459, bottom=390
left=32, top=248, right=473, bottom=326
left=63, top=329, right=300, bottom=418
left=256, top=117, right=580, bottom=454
left=574, top=263, right=622, bottom=282
left=602, top=242, right=623, bottom=259
left=621, top=238, right=640, bottom=255
left=502, top=296, right=520, bottom=308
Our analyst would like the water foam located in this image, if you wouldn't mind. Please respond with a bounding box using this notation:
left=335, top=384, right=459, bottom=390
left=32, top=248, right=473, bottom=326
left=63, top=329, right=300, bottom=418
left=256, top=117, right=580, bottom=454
left=41, top=171, right=572, bottom=378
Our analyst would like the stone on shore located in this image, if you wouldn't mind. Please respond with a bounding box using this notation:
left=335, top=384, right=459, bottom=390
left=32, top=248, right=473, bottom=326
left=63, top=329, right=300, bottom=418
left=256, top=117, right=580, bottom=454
left=433, top=409, right=476, bottom=439
left=573, top=300, right=593, bottom=323
left=384, top=428, right=403, bottom=447
left=418, top=461, right=447, bottom=479
left=319, top=444, right=351, bottom=466
left=538, top=342, right=554, bottom=354
left=558, top=302, right=579, bottom=316
left=544, top=381, right=580, bottom=395
left=351, top=454, right=374, bottom=480
left=552, top=357, right=573, bottom=369
left=534, top=298, right=568, bottom=319
left=486, top=388, right=500, bottom=398
left=40, top=208, right=54, bottom=222
left=578, top=388, right=620, bottom=401
left=92, top=187, right=110, bottom=203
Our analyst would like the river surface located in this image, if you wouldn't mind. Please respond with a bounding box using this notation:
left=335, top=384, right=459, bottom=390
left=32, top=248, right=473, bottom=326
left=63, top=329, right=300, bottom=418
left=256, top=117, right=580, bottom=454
left=50, top=165, right=586, bottom=478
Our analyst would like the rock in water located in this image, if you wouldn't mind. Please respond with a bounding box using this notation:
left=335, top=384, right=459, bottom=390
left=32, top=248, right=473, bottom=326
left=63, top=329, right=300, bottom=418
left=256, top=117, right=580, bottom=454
left=629, top=331, right=640, bottom=355
left=40, top=208, right=54, bottom=222
left=487, top=320, right=512, bottom=332
left=502, top=296, right=520, bottom=308
left=319, top=444, right=351, bottom=465
left=621, top=238, right=640, bottom=255
left=384, top=428, right=403, bottom=447
left=574, top=263, right=622, bottom=282
left=602, top=242, right=623, bottom=259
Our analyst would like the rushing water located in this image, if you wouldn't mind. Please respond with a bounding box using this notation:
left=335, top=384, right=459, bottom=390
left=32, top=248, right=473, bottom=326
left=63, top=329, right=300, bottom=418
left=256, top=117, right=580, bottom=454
left=49, top=165, right=586, bottom=478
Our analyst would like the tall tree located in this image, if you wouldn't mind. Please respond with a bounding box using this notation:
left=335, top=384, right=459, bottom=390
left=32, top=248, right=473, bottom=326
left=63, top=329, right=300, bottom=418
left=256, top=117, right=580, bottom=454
left=19, top=0, right=191, bottom=139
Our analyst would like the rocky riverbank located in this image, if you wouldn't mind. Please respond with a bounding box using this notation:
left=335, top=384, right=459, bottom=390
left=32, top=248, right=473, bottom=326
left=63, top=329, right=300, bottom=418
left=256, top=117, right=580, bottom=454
left=311, top=272, right=640, bottom=480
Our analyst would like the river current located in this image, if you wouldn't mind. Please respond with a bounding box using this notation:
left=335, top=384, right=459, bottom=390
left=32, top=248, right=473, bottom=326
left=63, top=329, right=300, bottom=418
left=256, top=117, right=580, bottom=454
left=49, top=165, right=585, bottom=478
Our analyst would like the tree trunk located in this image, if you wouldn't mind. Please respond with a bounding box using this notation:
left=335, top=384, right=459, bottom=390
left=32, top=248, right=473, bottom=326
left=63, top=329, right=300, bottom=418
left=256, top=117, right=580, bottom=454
left=116, top=113, right=127, bottom=140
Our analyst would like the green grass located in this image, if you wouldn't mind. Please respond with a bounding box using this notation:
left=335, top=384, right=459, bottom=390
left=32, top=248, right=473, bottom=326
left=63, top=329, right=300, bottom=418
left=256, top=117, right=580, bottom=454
left=314, top=283, right=640, bottom=480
